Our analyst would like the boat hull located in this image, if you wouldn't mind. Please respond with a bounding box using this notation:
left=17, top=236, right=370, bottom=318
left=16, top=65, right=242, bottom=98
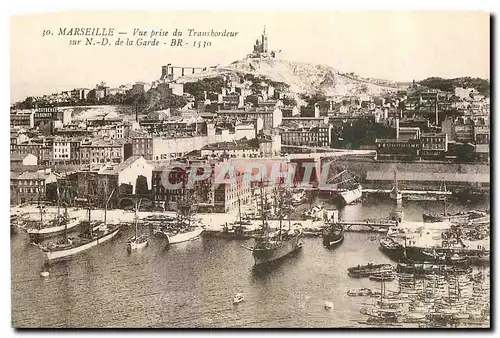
left=339, top=185, right=362, bottom=205
left=44, top=227, right=120, bottom=261
left=127, top=240, right=148, bottom=251
left=202, top=229, right=255, bottom=240
left=323, top=233, right=344, bottom=248
left=252, top=235, right=302, bottom=266
left=166, top=228, right=204, bottom=245
left=28, top=220, right=81, bottom=242
left=378, top=239, right=405, bottom=262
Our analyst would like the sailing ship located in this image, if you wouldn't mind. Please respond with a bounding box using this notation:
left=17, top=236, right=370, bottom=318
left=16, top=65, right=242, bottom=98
left=27, top=184, right=80, bottom=242
left=389, top=170, right=402, bottom=201
left=127, top=200, right=149, bottom=252
left=219, top=194, right=254, bottom=239
left=159, top=190, right=205, bottom=245
left=37, top=186, right=121, bottom=261
left=422, top=179, right=488, bottom=223
left=246, top=180, right=303, bottom=266
left=320, top=164, right=363, bottom=205
left=360, top=279, right=404, bottom=324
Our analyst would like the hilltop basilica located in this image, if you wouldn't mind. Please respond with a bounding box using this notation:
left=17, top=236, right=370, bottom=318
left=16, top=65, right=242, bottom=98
left=249, top=26, right=281, bottom=59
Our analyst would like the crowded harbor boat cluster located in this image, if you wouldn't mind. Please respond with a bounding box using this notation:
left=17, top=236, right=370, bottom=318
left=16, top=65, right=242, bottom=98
left=12, top=176, right=490, bottom=328
left=352, top=268, right=490, bottom=327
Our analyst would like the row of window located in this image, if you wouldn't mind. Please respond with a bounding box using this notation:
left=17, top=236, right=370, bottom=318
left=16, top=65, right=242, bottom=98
left=421, top=138, right=445, bottom=143
left=17, top=180, right=42, bottom=186
left=378, top=143, right=419, bottom=148
left=18, top=187, right=44, bottom=193
left=422, top=144, right=445, bottom=150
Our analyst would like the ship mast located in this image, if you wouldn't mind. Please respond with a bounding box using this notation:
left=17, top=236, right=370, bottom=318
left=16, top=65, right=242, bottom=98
left=259, top=178, right=265, bottom=229
left=442, top=177, right=447, bottom=216
left=56, top=178, right=61, bottom=226
left=237, top=193, right=242, bottom=225
left=394, top=170, right=398, bottom=194
left=259, top=177, right=268, bottom=241
left=278, top=184, right=283, bottom=241
left=87, top=175, right=94, bottom=239
left=63, top=202, right=69, bottom=245
left=104, top=187, right=116, bottom=226
left=134, top=200, right=139, bottom=240
left=288, top=191, right=292, bottom=231
left=37, top=189, right=44, bottom=230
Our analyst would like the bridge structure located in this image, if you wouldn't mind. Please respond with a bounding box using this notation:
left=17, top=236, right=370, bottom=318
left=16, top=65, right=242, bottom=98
left=161, top=64, right=210, bottom=82
left=117, top=194, right=154, bottom=210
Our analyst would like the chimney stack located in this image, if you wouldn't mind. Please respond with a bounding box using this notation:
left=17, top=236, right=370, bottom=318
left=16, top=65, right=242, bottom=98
left=161, top=66, right=167, bottom=77
left=396, top=118, right=400, bottom=140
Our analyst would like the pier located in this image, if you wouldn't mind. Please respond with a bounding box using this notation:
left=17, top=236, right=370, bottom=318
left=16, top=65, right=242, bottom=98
left=338, top=220, right=397, bottom=232
left=362, top=189, right=452, bottom=196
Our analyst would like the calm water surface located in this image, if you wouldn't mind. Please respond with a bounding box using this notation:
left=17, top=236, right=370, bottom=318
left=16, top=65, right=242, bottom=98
left=11, top=196, right=489, bottom=328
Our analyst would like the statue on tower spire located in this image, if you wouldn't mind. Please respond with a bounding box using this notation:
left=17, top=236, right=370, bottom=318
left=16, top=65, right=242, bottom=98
left=261, top=25, right=268, bottom=53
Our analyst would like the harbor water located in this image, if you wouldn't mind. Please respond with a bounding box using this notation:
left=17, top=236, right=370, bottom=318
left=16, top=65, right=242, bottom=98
left=11, top=196, right=490, bottom=328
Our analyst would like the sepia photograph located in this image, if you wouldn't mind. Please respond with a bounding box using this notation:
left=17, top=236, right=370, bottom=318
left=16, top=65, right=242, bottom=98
left=9, top=10, right=490, bottom=329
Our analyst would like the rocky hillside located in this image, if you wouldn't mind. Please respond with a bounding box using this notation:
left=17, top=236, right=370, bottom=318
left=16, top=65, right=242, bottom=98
left=176, top=57, right=405, bottom=102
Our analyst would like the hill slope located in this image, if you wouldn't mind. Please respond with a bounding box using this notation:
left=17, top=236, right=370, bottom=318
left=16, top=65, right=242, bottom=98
left=176, top=57, right=404, bottom=100
left=418, top=77, right=490, bottom=96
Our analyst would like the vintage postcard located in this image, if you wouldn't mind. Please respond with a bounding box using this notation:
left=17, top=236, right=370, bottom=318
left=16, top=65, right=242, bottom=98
left=10, top=11, right=490, bottom=328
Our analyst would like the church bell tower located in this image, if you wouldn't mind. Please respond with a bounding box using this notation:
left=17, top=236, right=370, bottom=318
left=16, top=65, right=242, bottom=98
left=261, top=25, right=268, bottom=53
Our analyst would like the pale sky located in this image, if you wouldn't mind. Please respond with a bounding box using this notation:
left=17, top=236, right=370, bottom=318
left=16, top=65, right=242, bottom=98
left=10, top=11, right=490, bottom=102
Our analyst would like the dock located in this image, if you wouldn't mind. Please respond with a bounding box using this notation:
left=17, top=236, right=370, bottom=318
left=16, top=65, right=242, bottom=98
left=338, top=220, right=396, bottom=232
left=362, top=189, right=452, bottom=195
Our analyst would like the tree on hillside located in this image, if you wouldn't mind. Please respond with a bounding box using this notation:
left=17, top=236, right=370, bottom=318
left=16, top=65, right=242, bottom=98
left=419, top=77, right=490, bottom=97
left=184, top=77, right=226, bottom=101
left=245, top=95, right=259, bottom=107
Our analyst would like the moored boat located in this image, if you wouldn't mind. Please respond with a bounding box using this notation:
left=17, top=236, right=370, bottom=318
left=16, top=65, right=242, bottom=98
left=127, top=200, right=149, bottom=252
left=165, top=226, right=204, bottom=245
left=322, top=224, right=344, bottom=248
left=248, top=181, right=303, bottom=266
left=28, top=217, right=81, bottom=242
left=43, top=224, right=121, bottom=261
left=127, top=233, right=149, bottom=251
left=379, top=237, right=405, bottom=261
left=396, top=261, right=472, bottom=276
left=35, top=188, right=122, bottom=261
left=347, top=263, right=394, bottom=278
left=369, top=272, right=396, bottom=282
left=233, top=293, right=244, bottom=304
left=347, top=288, right=372, bottom=297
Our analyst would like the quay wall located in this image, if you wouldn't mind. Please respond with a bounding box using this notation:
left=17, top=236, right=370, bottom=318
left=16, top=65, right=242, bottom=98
left=335, top=157, right=490, bottom=190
